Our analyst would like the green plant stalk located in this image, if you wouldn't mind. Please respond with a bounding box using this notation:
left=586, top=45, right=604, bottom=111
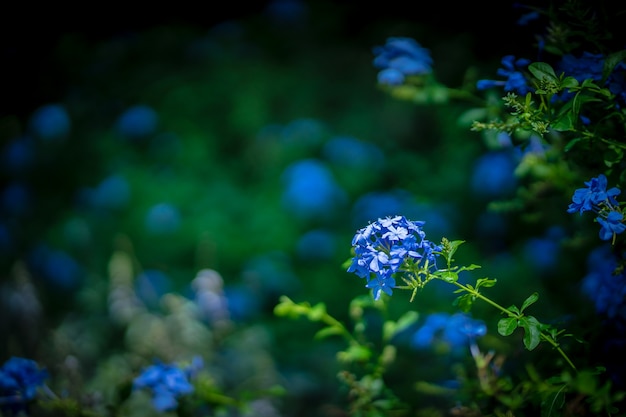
left=450, top=281, right=578, bottom=372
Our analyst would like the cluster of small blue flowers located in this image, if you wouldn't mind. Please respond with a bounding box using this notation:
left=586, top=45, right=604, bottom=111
left=132, top=357, right=203, bottom=412
left=476, top=55, right=533, bottom=95
left=580, top=245, right=626, bottom=320
left=372, top=37, right=433, bottom=86
left=567, top=174, right=625, bottom=241
left=412, top=312, right=487, bottom=352
left=347, top=215, right=440, bottom=300
left=0, top=357, right=48, bottom=415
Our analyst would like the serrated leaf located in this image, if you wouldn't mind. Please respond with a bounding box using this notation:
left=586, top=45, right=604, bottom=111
left=498, top=317, right=518, bottom=336
left=520, top=316, right=541, bottom=350
left=520, top=292, right=539, bottom=312
left=529, top=62, right=558, bottom=82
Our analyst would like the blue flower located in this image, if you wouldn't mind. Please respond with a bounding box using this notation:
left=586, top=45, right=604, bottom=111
left=133, top=360, right=198, bottom=412
left=477, top=55, right=532, bottom=95
left=411, top=313, right=486, bottom=351
left=470, top=150, right=518, bottom=198
left=348, top=215, right=440, bottom=300
left=0, top=357, right=48, bottom=409
left=567, top=174, right=620, bottom=215
left=29, top=103, right=71, bottom=142
left=145, top=203, right=181, bottom=234
left=116, top=105, right=158, bottom=139
left=597, top=210, right=626, bottom=241
left=580, top=245, right=626, bottom=319
left=372, top=37, right=433, bottom=85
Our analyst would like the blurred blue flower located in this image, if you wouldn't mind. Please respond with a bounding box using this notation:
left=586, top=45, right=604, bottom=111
left=90, top=174, right=131, bottom=211
left=581, top=245, right=626, bottom=319
left=0, top=357, right=48, bottom=411
left=523, top=235, right=561, bottom=272
left=223, top=284, right=261, bottom=322
left=29, top=103, right=71, bottom=141
left=281, top=158, right=346, bottom=220
left=265, top=0, right=308, bottom=26
left=322, top=135, right=384, bottom=170
left=411, top=312, right=487, bottom=351
left=28, top=245, right=83, bottom=290
left=2, top=137, right=35, bottom=174
left=377, top=68, right=405, bottom=86
left=135, top=269, right=172, bottom=310
left=470, top=150, right=518, bottom=198
left=296, top=229, right=336, bottom=261
left=477, top=55, right=532, bottom=95
left=145, top=203, right=181, bottom=234
left=373, top=37, right=433, bottom=85
left=133, top=360, right=195, bottom=412
left=116, top=105, right=158, bottom=139
left=1, top=182, right=31, bottom=216
left=350, top=189, right=414, bottom=228
left=280, top=118, right=326, bottom=147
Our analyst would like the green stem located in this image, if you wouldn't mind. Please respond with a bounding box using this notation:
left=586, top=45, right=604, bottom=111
left=450, top=281, right=577, bottom=372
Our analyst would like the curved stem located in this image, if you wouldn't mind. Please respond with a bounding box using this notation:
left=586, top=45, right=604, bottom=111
left=450, top=281, right=577, bottom=372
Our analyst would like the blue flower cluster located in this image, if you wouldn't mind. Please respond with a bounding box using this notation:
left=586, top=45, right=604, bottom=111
left=412, top=312, right=487, bottom=351
left=347, top=215, right=440, bottom=300
left=476, top=55, right=533, bottom=95
left=0, top=357, right=48, bottom=414
left=372, top=37, right=433, bottom=86
left=133, top=357, right=203, bottom=412
left=580, top=245, right=626, bottom=320
left=567, top=174, right=625, bottom=241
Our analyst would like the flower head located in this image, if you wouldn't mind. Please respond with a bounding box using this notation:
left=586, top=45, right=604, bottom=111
left=597, top=210, right=626, bottom=241
left=0, top=357, right=48, bottom=415
left=567, top=174, right=620, bottom=215
left=133, top=359, right=201, bottom=412
left=372, top=37, right=433, bottom=85
left=348, top=215, right=440, bottom=300
left=476, top=55, right=532, bottom=95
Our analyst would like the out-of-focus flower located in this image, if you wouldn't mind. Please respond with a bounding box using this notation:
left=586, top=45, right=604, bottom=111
left=411, top=312, right=487, bottom=350
left=133, top=359, right=199, bottom=412
left=281, top=158, right=346, bottom=220
left=470, top=150, right=518, bottom=198
left=2, top=137, right=36, bottom=175
left=347, top=215, right=440, bottom=300
left=145, top=203, right=181, bottom=235
left=116, top=105, right=158, bottom=139
left=0, top=357, right=48, bottom=410
left=477, top=55, right=532, bottom=95
left=296, top=229, right=336, bottom=261
left=580, top=245, right=626, bottom=319
left=29, top=103, right=71, bottom=142
left=322, top=135, right=384, bottom=170
left=373, top=37, right=433, bottom=85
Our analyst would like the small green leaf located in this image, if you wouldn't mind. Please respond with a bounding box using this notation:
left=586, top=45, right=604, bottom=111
left=498, top=317, right=518, bottom=336
left=529, top=62, right=558, bottom=82
left=507, top=305, right=521, bottom=315
left=476, top=277, right=497, bottom=289
left=454, top=294, right=474, bottom=312
left=439, top=271, right=458, bottom=283
left=520, top=316, right=542, bottom=350
left=394, top=311, right=420, bottom=335
left=564, top=137, right=584, bottom=152
left=520, top=292, right=539, bottom=312
left=560, top=76, right=579, bottom=89
left=603, top=49, right=626, bottom=81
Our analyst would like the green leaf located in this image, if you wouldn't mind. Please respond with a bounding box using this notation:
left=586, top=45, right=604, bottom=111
left=529, top=62, right=558, bottom=82
left=476, top=277, right=496, bottom=289
left=603, top=49, right=626, bottom=81
left=520, top=292, right=539, bottom=312
left=541, top=385, right=567, bottom=417
left=564, top=137, right=584, bottom=152
left=454, top=293, right=474, bottom=312
left=314, top=326, right=343, bottom=340
left=520, top=316, right=542, bottom=350
left=560, top=76, right=579, bottom=89
left=394, top=311, right=420, bottom=336
left=498, top=317, right=518, bottom=336
left=439, top=271, right=458, bottom=283
left=507, top=305, right=521, bottom=315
